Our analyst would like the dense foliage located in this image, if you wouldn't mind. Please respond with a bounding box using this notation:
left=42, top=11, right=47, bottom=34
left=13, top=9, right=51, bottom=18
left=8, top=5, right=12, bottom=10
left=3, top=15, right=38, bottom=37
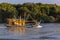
left=0, top=3, right=60, bottom=23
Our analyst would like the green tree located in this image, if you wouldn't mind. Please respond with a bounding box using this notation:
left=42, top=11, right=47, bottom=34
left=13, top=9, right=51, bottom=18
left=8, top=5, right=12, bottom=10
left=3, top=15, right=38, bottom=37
left=0, top=3, right=18, bottom=22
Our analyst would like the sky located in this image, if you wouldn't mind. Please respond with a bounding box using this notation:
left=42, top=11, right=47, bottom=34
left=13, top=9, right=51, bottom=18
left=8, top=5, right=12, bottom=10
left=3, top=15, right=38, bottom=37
left=0, top=0, right=60, bottom=5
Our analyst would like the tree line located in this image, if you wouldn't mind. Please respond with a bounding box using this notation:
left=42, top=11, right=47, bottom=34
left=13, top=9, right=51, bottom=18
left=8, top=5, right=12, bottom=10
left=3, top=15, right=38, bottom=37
left=0, top=3, right=60, bottom=23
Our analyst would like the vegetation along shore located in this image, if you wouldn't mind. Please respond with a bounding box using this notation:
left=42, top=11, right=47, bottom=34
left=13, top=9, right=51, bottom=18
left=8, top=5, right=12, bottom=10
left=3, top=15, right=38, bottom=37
left=0, top=3, right=60, bottom=23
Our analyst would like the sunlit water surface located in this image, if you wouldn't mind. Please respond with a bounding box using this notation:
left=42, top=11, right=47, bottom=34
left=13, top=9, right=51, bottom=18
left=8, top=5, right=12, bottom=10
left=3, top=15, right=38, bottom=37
left=0, top=23, right=60, bottom=40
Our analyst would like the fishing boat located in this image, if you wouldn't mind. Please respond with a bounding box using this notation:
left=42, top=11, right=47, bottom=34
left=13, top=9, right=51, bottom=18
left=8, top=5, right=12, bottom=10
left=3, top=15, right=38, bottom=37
left=6, top=13, right=42, bottom=28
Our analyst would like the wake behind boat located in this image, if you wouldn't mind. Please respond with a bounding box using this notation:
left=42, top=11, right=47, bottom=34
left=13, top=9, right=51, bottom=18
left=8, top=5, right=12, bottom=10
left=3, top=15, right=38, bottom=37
left=0, top=24, right=7, bottom=28
left=36, top=24, right=42, bottom=28
left=25, top=22, right=42, bottom=28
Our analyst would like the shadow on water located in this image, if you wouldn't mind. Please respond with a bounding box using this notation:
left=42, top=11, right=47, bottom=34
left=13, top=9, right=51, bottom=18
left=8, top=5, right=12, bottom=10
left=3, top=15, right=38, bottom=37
left=40, top=36, right=57, bottom=39
left=39, top=31, right=54, bottom=34
left=0, top=39, right=20, bottom=40
left=31, top=36, right=57, bottom=40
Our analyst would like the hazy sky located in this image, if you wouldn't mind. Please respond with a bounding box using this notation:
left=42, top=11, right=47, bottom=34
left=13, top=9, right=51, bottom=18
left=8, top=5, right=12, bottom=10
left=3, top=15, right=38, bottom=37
left=0, top=0, right=60, bottom=5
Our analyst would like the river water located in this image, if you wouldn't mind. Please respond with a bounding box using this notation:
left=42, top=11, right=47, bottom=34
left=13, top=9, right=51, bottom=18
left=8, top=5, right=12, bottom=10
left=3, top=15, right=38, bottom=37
left=0, top=23, right=60, bottom=40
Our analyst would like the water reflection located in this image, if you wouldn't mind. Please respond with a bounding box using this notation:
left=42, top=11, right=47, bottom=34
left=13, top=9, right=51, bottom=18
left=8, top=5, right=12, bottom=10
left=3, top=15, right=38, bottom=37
left=0, top=23, right=60, bottom=40
left=8, top=27, right=26, bottom=33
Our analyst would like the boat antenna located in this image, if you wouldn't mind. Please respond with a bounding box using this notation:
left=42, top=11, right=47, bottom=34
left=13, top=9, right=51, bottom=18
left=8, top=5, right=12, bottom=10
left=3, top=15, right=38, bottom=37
left=20, top=14, right=21, bottom=20
left=14, top=15, right=16, bottom=19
